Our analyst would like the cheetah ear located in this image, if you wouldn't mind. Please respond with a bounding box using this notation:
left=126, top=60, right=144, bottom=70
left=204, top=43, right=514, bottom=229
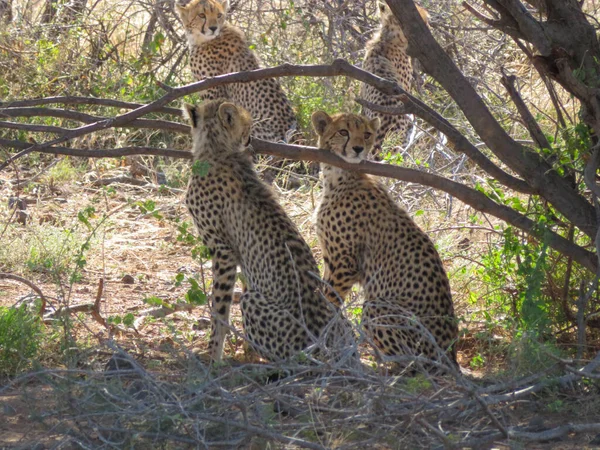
left=311, top=111, right=332, bottom=136
left=174, top=1, right=187, bottom=12
left=218, top=0, right=229, bottom=11
left=369, top=117, right=381, bottom=132
left=378, top=1, right=387, bottom=14
left=182, top=103, right=199, bottom=129
left=218, top=102, right=240, bottom=129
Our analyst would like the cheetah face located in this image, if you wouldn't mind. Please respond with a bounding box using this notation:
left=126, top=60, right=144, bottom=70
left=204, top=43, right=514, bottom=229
left=312, top=111, right=380, bottom=163
left=176, top=0, right=228, bottom=44
left=183, top=99, right=252, bottom=153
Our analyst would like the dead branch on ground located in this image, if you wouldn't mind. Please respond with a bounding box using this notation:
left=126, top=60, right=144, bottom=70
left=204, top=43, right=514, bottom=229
left=0, top=272, right=48, bottom=316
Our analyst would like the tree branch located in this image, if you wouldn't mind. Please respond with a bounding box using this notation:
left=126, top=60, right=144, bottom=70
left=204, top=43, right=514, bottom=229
left=500, top=71, right=552, bottom=150
left=0, top=95, right=182, bottom=116
left=3, top=136, right=594, bottom=271
left=0, top=272, right=48, bottom=317
left=0, top=108, right=188, bottom=133
left=385, top=0, right=597, bottom=239
left=0, top=59, right=408, bottom=172
left=356, top=97, right=535, bottom=194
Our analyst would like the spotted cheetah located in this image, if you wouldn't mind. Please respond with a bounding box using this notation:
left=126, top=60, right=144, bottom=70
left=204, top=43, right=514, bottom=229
left=183, top=99, right=352, bottom=362
left=312, top=111, right=458, bottom=366
left=360, top=3, right=429, bottom=158
left=176, top=0, right=296, bottom=143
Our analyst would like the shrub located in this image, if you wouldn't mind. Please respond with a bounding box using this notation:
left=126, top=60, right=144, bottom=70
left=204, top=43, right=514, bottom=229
left=0, top=303, right=44, bottom=377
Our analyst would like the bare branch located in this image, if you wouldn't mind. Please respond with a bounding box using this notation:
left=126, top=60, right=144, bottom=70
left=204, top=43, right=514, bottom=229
left=0, top=107, right=188, bottom=133
left=385, top=0, right=597, bottom=239
left=0, top=59, right=408, bottom=172
left=0, top=139, right=192, bottom=159
left=356, top=97, right=535, bottom=194
left=500, top=71, right=552, bottom=150
left=0, top=135, right=595, bottom=272
left=0, top=95, right=182, bottom=116
left=0, top=272, right=48, bottom=317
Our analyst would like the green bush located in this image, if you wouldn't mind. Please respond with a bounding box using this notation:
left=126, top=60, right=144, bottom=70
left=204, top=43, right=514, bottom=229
left=0, top=304, right=44, bottom=377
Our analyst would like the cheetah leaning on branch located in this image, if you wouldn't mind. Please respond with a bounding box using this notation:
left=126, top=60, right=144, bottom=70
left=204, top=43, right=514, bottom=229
left=183, top=99, right=354, bottom=362
left=312, top=111, right=458, bottom=368
left=175, top=0, right=297, bottom=143
left=360, top=2, right=429, bottom=159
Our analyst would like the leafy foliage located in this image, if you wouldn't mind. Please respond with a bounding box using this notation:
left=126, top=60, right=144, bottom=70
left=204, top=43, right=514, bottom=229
left=0, top=304, right=44, bottom=377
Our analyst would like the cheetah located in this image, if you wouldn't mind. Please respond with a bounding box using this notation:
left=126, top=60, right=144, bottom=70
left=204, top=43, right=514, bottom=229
left=360, top=2, right=429, bottom=158
left=312, top=110, right=458, bottom=367
left=183, top=99, right=352, bottom=362
left=176, top=0, right=297, bottom=143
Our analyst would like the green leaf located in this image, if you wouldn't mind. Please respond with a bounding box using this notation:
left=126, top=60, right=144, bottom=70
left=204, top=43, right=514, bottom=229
left=143, top=296, right=165, bottom=307
left=192, top=161, right=211, bottom=177
left=123, top=313, right=135, bottom=327
left=185, top=288, right=207, bottom=306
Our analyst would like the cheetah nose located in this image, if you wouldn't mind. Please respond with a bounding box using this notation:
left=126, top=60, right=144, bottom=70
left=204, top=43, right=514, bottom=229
left=353, top=146, right=364, bottom=154
left=209, top=26, right=218, bottom=32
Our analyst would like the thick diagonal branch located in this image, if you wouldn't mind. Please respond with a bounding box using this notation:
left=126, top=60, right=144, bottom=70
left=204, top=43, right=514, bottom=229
left=385, top=0, right=597, bottom=239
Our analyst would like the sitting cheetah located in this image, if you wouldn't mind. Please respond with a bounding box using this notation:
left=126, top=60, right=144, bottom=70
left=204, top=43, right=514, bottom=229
left=312, top=110, right=458, bottom=366
left=360, top=3, right=429, bottom=158
left=183, top=99, right=352, bottom=362
left=175, top=0, right=296, bottom=143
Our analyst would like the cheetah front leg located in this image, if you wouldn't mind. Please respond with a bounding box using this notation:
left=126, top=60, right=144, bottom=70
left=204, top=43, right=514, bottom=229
left=207, top=242, right=238, bottom=362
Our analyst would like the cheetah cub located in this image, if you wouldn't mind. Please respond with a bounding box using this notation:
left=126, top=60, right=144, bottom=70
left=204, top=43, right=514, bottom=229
left=176, top=0, right=296, bottom=143
left=184, top=99, right=351, bottom=362
left=312, top=111, right=458, bottom=366
left=360, top=2, right=429, bottom=158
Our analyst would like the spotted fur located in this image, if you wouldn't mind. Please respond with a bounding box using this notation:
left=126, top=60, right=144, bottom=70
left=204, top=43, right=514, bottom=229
left=176, top=0, right=296, bottom=142
left=360, top=3, right=429, bottom=158
left=312, top=111, right=458, bottom=365
left=184, top=99, right=351, bottom=362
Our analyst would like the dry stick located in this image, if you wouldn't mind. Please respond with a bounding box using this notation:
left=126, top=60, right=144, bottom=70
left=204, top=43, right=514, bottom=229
left=0, top=135, right=596, bottom=272
left=0, top=139, right=192, bottom=159
left=0, top=95, right=182, bottom=116
left=0, top=272, right=48, bottom=317
left=0, top=59, right=530, bottom=195
left=0, top=108, right=188, bottom=133
left=500, top=71, right=551, bottom=150
left=475, top=351, right=600, bottom=407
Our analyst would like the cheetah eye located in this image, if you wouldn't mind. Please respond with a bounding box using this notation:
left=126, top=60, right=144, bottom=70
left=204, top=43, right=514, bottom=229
left=338, top=130, right=349, bottom=137
left=199, top=13, right=206, bottom=18
left=364, top=132, right=372, bottom=139
left=217, top=13, right=223, bottom=18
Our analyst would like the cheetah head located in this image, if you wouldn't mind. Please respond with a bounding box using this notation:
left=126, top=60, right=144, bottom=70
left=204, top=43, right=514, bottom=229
left=312, top=111, right=380, bottom=163
left=183, top=99, right=252, bottom=154
left=176, top=0, right=228, bottom=45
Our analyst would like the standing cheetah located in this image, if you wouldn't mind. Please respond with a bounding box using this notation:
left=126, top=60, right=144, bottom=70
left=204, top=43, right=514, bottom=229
left=175, top=0, right=297, bottom=143
left=312, top=110, right=458, bottom=366
left=183, top=99, right=351, bottom=362
left=360, top=3, right=429, bottom=158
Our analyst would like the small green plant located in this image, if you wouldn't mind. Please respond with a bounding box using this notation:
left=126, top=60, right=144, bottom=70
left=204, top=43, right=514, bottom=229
left=107, top=313, right=135, bottom=328
left=134, top=200, right=163, bottom=220
left=44, top=157, right=84, bottom=185
left=469, top=353, right=485, bottom=370
left=0, top=304, right=44, bottom=377
left=403, top=374, right=432, bottom=394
